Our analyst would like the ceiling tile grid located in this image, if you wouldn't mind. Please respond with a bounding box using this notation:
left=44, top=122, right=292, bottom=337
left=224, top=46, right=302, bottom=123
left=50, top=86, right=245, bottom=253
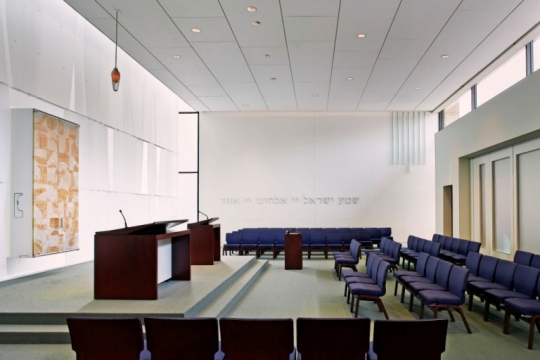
left=63, top=0, right=540, bottom=112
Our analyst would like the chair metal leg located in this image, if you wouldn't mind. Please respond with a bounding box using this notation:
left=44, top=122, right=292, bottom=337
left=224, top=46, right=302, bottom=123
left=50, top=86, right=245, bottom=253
left=447, top=308, right=456, bottom=322
left=503, top=307, right=512, bottom=334
left=454, top=306, right=473, bottom=334
left=394, top=280, right=399, bottom=296
left=344, top=282, right=348, bottom=297
left=400, top=285, right=406, bottom=303
left=377, top=299, right=390, bottom=319
left=408, top=292, right=414, bottom=311
left=468, top=292, right=474, bottom=311
left=483, top=300, right=491, bottom=322
left=354, top=297, right=360, bottom=318
left=419, top=302, right=425, bottom=319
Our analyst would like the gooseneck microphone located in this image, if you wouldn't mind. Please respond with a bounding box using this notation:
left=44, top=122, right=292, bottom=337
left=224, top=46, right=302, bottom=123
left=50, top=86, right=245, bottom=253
left=199, top=210, right=209, bottom=220
left=119, top=209, right=128, bottom=228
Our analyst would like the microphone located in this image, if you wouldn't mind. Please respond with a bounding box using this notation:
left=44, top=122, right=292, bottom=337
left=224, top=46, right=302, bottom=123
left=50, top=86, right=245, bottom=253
left=199, top=211, right=209, bottom=220
left=119, top=209, right=128, bottom=228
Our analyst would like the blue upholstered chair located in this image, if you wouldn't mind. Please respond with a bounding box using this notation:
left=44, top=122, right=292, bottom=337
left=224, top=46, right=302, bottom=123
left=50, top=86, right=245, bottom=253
left=308, top=231, right=327, bottom=259
left=418, top=265, right=472, bottom=334
left=240, top=232, right=260, bottom=257
left=513, top=250, right=534, bottom=266
left=406, top=260, right=453, bottom=311
left=467, top=259, right=517, bottom=312
left=220, top=318, right=295, bottom=359
left=67, top=317, right=145, bottom=360
left=223, top=232, right=242, bottom=256
left=465, top=252, right=483, bottom=280
left=483, top=265, right=540, bottom=322
left=344, top=255, right=381, bottom=303
left=297, top=318, right=370, bottom=360
left=144, top=317, right=220, bottom=360
left=349, top=259, right=391, bottom=319
left=503, top=275, right=540, bottom=349
left=393, top=252, right=430, bottom=296
left=368, top=319, right=448, bottom=360
left=531, top=255, right=540, bottom=269
left=467, top=255, right=499, bottom=285
left=257, top=231, right=276, bottom=257
left=334, top=240, right=361, bottom=280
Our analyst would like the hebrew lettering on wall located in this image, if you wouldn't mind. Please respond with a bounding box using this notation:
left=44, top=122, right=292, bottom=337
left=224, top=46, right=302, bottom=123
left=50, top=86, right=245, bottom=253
left=219, top=196, right=360, bottom=206
left=33, top=111, right=79, bottom=256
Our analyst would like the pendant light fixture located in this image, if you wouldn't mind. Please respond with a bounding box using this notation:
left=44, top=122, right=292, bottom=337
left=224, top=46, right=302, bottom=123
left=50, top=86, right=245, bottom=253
left=111, top=10, right=120, bottom=91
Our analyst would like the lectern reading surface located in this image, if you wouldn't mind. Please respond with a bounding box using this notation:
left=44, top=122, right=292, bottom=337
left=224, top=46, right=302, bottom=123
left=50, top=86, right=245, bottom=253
left=94, top=220, right=190, bottom=300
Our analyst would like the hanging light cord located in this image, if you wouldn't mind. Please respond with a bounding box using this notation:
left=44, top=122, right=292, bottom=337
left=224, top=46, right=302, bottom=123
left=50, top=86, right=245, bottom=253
left=114, top=10, right=118, bottom=67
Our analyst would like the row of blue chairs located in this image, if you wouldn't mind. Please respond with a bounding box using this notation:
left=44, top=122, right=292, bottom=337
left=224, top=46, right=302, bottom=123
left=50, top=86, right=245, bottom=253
left=432, top=234, right=481, bottom=265
left=465, top=252, right=540, bottom=349
left=223, top=227, right=391, bottom=259
left=393, top=253, right=472, bottom=334
left=364, top=238, right=402, bottom=271
left=400, top=235, right=441, bottom=269
left=67, top=316, right=448, bottom=360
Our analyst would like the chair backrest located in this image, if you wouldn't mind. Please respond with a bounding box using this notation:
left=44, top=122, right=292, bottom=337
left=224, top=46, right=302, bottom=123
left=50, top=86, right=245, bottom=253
left=513, top=250, right=534, bottom=266
left=375, top=261, right=391, bottom=295
left=494, top=260, right=518, bottom=289
left=342, top=232, right=357, bottom=245
left=258, top=232, right=276, bottom=245
left=144, top=317, right=218, bottom=360
left=326, top=232, right=343, bottom=245
left=434, top=260, right=453, bottom=290
left=531, top=255, right=540, bottom=269
left=421, top=240, right=430, bottom=254
left=297, top=318, right=370, bottom=360
left=425, top=256, right=441, bottom=282
left=457, top=240, right=470, bottom=256
left=371, top=319, right=448, bottom=360
left=390, top=241, right=402, bottom=261
left=416, top=252, right=430, bottom=276
left=226, top=232, right=242, bottom=245
left=379, top=227, right=392, bottom=237
left=477, top=255, right=499, bottom=281
left=241, top=232, right=259, bottom=244
left=67, top=317, right=144, bottom=360
left=451, top=239, right=460, bottom=253
left=466, top=252, right=483, bottom=276
left=349, top=240, right=361, bottom=262
left=355, top=230, right=371, bottom=242
left=432, top=234, right=442, bottom=243
left=468, top=241, right=481, bottom=253
left=367, top=252, right=381, bottom=277
left=447, top=266, right=469, bottom=302
left=408, top=236, right=416, bottom=250
left=220, top=318, right=294, bottom=360
left=513, top=265, right=540, bottom=298
left=430, top=241, right=441, bottom=257
left=309, top=231, right=326, bottom=244
left=443, top=236, right=453, bottom=250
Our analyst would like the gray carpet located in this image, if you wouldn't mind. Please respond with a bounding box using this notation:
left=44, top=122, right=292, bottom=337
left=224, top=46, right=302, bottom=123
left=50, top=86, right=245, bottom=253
left=0, top=256, right=539, bottom=359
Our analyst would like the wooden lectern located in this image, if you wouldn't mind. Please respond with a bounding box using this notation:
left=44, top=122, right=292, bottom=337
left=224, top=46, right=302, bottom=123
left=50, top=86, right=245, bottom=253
left=187, top=218, right=221, bottom=265
left=285, top=231, right=303, bottom=270
left=94, top=220, right=190, bottom=300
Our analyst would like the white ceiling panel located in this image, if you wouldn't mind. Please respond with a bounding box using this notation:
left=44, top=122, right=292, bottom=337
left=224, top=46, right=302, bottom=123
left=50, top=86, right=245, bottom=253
left=281, top=0, right=340, bottom=17
left=67, top=0, right=540, bottom=112
left=172, top=17, right=235, bottom=42
left=242, top=47, right=289, bottom=65
left=265, top=96, right=298, bottom=111
left=158, top=0, right=224, bottom=18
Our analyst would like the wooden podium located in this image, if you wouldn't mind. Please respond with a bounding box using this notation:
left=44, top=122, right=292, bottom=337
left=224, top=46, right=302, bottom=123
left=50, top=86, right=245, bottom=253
left=94, top=220, right=190, bottom=300
left=285, top=232, right=303, bottom=270
left=188, top=218, right=221, bottom=265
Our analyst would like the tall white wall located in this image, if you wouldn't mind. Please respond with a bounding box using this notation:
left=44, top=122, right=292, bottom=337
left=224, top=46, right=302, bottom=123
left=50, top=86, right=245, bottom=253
left=435, top=69, right=540, bottom=239
left=0, top=0, right=193, bottom=281
left=200, top=112, right=438, bottom=243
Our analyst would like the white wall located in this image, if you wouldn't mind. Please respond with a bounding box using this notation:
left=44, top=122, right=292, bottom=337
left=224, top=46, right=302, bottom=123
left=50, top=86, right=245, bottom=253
left=435, top=69, right=540, bottom=240
left=0, top=0, right=194, bottom=281
left=200, top=112, right=438, bottom=243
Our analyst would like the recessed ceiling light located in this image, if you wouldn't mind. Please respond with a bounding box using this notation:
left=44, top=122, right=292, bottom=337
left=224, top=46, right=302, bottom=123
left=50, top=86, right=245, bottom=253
left=311, top=94, right=319, bottom=98
left=270, top=77, right=277, bottom=81
left=247, top=6, right=257, bottom=12
left=243, top=104, right=249, bottom=107
left=415, top=86, right=421, bottom=90
left=357, top=33, right=366, bottom=38
left=441, top=54, right=449, bottom=59
left=251, top=21, right=261, bottom=26
left=172, top=55, right=181, bottom=59
left=262, top=54, right=271, bottom=58
left=191, top=28, right=201, bottom=33
left=205, top=90, right=211, bottom=93
left=346, top=77, right=353, bottom=81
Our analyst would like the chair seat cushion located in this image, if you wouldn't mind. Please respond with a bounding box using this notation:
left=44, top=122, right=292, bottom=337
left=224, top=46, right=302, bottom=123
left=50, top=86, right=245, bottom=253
left=467, top=275, right=491, bottom=283
left=393, top=270, right=422, bottom=280
left=418, top=290, right=462, bottom=306
left=450, top=254, right=467, bottom=262
left=504, top=298, right=540, bottom=315
left=409, top=282, right=445, bottom=293
left=336, top=258, right=359, bottom=265
left=484, top=289, right=532, bottom=303
left=342, top=270, right=369, bottom=278
left=400, top=276, right=433, bottom=284
left=348, top=282, right=383, bottom=297
left=469, top=281, right=509, bottom=291
left=345, top=277, right=376, bottom=285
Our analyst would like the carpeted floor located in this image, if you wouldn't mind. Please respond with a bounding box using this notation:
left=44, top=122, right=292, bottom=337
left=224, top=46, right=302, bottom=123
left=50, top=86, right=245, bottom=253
left=0, top=256, right=539, bottom=359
